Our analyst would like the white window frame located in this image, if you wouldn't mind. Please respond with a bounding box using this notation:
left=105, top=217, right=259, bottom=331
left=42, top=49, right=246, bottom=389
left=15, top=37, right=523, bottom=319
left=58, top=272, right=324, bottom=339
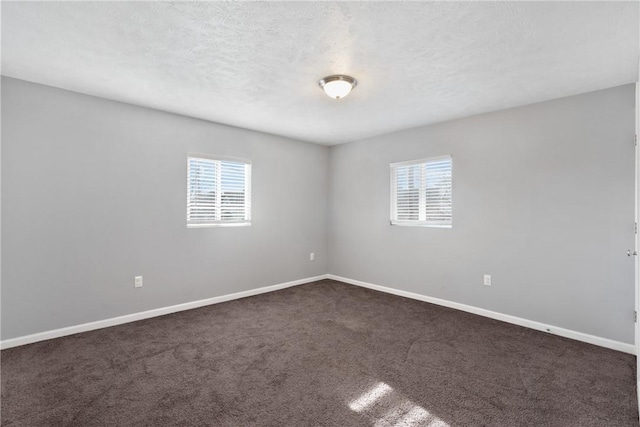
left=187, top=153, right=252, bottom=228
left=390, top=155, right=452, bottom=228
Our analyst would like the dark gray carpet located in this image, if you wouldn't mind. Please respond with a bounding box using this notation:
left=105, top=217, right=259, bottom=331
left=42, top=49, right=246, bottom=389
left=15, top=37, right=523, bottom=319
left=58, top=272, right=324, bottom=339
left=1, top=279, right=637, bottom=426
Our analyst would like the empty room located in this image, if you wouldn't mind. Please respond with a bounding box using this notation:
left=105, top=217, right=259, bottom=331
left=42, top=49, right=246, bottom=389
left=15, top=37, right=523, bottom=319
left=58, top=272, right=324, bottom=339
left=1, top=1, right=640, bottom=426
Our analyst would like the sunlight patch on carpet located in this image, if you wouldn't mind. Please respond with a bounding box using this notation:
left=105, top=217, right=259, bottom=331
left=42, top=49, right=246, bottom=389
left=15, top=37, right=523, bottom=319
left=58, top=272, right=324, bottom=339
left=349, top=381, right=449, bottom=427
left=349, top=382, right=393, bottom=412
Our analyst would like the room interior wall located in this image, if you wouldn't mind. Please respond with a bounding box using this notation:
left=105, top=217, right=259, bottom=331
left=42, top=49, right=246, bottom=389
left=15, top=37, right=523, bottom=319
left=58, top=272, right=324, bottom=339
left=1, top=77, right=636, bottom=348
left=1, top=77, right=329, bottom=340
left=328, top=84, right=636, bottom=344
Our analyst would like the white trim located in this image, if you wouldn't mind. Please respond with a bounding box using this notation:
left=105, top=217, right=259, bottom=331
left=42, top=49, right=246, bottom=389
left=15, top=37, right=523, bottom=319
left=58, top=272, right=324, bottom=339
left=0, top=274, right=329, bottom=350
left=187, top=155, right=252, bottom=226
left=327, top=274, right=636, bottom=355
left=187, top=222, right=251, bottom=228
left=635, top=81, right=638, bottom=360
left=3, top=273, right=634, bottom=355
left=390, top=221, right=452, bottom=228
left=390, top=155, right=452, bottom=168
left=635, top=52, right=640, bottom=413
left=186, top=152, right=251, bottom=165
left=390, top=155, right=453, bottom=228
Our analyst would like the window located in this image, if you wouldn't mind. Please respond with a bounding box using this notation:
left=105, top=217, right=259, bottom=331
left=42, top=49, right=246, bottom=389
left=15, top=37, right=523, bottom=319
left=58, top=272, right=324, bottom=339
left=187, top=155, right=251, bottom=227
left=390, top=155, right=452, bottom=227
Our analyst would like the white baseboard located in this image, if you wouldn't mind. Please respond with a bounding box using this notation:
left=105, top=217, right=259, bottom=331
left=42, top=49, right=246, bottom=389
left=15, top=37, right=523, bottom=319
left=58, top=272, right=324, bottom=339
left=3, top=273, right=634, bottom=355
left=0, top=274, right=330, bottom=350
left=327, top=274, right=636, bottom=355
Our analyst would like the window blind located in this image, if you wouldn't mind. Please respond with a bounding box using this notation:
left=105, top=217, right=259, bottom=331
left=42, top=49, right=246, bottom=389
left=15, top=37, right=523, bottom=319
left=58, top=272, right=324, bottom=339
left=390, top=155, right=452, bottom=227
left=187, top=156, right=251, bottom=227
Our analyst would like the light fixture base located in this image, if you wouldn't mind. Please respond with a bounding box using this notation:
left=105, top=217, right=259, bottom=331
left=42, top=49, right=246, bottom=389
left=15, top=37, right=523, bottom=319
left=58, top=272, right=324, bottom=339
left=319, top=74, right=357, bottom=99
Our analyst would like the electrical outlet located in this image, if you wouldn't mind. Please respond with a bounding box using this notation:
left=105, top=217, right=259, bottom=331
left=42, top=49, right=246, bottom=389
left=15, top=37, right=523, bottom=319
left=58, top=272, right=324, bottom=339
left=134, top=276, right=143, bottom=288
left=483, top=274, right=491, bottom=286
left=310, top=252, right=315, bottom=261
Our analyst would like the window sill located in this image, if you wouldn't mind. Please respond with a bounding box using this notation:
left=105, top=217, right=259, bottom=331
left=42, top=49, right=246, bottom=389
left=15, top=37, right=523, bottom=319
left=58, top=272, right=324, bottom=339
left=187, top=222, right=252, bottom=228
left=390, top=221, right=451, bottom=228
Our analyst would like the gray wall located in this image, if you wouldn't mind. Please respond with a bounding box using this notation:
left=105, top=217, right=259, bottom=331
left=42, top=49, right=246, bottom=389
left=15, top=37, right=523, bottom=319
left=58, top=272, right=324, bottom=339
left=1, top=77, right=329, bottom=340
left=328, top=84, right=636, bottom=344
left=2, top=77, right=635, bottom=345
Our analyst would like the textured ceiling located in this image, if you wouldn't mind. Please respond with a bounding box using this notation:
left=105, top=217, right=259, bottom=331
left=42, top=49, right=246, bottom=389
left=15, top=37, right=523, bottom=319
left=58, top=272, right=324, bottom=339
left=2, top=2, right=638, bottom=145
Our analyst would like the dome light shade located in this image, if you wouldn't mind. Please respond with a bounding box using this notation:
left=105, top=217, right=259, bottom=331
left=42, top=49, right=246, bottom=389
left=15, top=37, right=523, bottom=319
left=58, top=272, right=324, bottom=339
left=319, top=75, right=357, bottom=99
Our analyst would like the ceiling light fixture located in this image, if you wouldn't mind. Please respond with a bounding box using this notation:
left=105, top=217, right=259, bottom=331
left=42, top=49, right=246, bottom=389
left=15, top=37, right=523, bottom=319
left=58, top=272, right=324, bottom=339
left=318, top=75, right=357, bottom=100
